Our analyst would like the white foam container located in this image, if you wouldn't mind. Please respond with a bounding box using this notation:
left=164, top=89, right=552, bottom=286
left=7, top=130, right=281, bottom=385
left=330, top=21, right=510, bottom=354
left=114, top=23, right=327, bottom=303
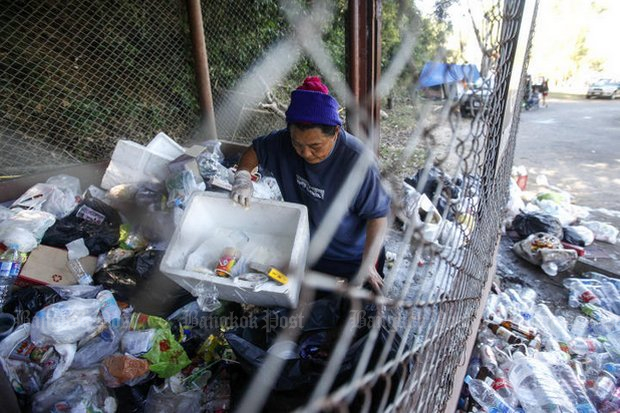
left=101, top=133, right=185, bottom=189
left=160, top=192, right=309, bottom=308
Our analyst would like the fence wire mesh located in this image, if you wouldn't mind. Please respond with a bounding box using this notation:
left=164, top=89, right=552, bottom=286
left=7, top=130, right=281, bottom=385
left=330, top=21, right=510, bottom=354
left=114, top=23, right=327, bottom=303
left=0, top=0, right=537, bottom=412
left=0, top=0, right=199, bottom=176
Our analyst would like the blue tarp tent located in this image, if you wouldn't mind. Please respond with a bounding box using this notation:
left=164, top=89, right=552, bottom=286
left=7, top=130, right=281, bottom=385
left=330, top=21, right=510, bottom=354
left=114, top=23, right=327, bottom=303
left=418, top=62, right=481, bottom=88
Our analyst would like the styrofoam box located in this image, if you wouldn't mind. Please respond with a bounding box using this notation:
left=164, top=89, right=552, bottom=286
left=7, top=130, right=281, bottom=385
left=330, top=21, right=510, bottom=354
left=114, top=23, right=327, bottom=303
left=160, top=192, right=309, bottom=308
left=101, top=133, right=185, bottom=190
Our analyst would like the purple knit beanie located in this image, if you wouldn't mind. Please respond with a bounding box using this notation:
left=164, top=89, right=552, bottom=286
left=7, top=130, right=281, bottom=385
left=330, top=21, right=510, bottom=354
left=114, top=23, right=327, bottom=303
left=285, top=76, right=342, bottom=126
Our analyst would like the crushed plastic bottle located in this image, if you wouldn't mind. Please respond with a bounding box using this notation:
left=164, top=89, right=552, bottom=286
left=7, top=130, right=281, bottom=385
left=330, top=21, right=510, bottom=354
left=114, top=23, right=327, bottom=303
left=570, top=315, right=590, bottom=338
left=508, top=352, right=575, bottom=412
left=464, top=375, right=516, bottom=413
left=0, top=244, right=23, bottom=308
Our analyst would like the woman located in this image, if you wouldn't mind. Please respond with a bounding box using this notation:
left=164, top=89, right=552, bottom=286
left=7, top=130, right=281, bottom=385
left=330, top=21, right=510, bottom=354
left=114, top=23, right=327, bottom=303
left=230, top=76, right=390, bottom=292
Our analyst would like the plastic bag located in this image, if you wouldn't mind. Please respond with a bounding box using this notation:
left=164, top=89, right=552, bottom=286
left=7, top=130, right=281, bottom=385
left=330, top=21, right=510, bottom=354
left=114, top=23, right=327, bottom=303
left=581, top=220, right=618, bottom=244
left=141, top=327, right=191, bottom=378
left=121, top=329, right=156, bottom=356
left=2, top=286, right=63, bottom=322
left=511, top=211, right=563, bottom=239
left=31, top=368, right=114, bottom=413
left=505, top=179, right=525, bottom=225
left=30, top=298, right=102, bottom=346
left=224, top=298, right=410, bottom=411
left=196, top=140, right=225, bottom=180
left=563, top=225, right=595, bottom=247
left=144, top=383, right=203, bottom=413
left=50, top=284, right=103, bottom=300
left=511, top=232, right=563, bottom=266
left=0, top=210, right=56, bottom=250
left=42, top=197, right=121, bottom=255
left=93, top=249, right=163, bottom=300
left=253, top=176, right=283, bottom=201
left=101, top=354, right=151, bottom=388
left=129, top=312, right=191, bottom=378
left=165, top=170, right=206, bottom=209
left=50, top=343, right=76, bottom=382
left=11, top=179, right=79, bottom=219
left=539, top=248, right=578, bottom=276
left=72, top=331, right=121, bottom=369
left=534, top=199, right=576, bottom=226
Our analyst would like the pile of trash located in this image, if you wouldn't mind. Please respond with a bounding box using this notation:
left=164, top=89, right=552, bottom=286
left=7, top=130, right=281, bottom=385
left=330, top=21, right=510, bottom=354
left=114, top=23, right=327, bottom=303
left=505, top=168, right=618, bottom=276
left=396, top=166, right=481, bottom=251
left=0, top=132, right=406, bottom=412
left=457, top=272, right=620, bottom=412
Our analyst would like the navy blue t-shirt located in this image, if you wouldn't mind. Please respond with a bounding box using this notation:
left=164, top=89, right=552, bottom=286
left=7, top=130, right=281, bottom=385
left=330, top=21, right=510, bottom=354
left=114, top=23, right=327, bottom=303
left=252, top=128, right=390, bottom=264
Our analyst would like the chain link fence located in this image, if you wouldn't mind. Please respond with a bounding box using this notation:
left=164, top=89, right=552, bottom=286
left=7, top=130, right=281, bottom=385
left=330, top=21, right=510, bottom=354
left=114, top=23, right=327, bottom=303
left=0, top=0, right=199, bottom=176
left=0, top=0, right=537, bottom=412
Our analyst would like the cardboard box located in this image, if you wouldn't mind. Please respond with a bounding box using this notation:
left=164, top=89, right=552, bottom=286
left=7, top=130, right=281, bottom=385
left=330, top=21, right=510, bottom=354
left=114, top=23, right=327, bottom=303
left=17, top=245, right=98, bottom=287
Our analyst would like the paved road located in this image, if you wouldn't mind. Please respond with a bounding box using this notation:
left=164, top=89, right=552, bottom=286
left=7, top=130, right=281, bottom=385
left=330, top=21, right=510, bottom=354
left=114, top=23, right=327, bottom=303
left=514, top=98, right=620, bottom=211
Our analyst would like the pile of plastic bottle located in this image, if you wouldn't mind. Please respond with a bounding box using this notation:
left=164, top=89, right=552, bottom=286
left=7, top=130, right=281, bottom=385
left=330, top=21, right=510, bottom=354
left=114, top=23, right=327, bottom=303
left=458, top=272, right=620, bottom=412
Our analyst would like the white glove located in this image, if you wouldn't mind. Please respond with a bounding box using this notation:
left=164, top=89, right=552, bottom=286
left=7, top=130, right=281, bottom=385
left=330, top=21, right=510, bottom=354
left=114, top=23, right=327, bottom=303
left=230, top=170, right=253, bottom=207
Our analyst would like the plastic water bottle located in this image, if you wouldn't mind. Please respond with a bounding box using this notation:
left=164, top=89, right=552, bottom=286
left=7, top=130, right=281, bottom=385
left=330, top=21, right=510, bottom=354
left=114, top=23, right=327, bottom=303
left=537, top=352, right=597, bottom=413
left=588, top=371, right=617, bottom=405
left=570, top=315, right=590, bottom=338
left=67, top=259, right=93, bottom=285
left=0, top=244, right=23, bottom=308
left=508, top=353, right=575, bottom=412
left=533, top=303, right=572, bottom=347
left=97, top=290, right=121, bottom=329
left=568, top=337, right=606, bottom=355
left=464, top=375, right=516, bottom=413
left=603, top=363, right=620, bottom=381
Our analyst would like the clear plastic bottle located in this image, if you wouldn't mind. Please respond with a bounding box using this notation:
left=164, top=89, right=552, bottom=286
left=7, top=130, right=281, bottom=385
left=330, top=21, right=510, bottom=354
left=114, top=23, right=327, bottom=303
left=588, top=371, right=617, bottom=405
left=537, top=352, right=597, bottom=413
left=568, top=337, right=606, bottom=355
left=97, top=290, right=121, bottom=329
left=508, top=352, right=576, bottom=412
left=603, top=363, right=620, bottom=381
left=533, top=303, right=572, bottom=346
left=0, top=244, right=23, bottom=308
left=570, top=315, right=589, bottom=338
left=464, top=375, right=516, bottom=413
left=67, top=258, right=93, bottom=285
left=567, top=280, right=600, bottom=307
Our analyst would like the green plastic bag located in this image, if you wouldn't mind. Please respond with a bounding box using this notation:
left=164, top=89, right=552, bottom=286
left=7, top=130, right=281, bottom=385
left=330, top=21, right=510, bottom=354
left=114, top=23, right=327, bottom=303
left=130, top=312, right=191, bottom=378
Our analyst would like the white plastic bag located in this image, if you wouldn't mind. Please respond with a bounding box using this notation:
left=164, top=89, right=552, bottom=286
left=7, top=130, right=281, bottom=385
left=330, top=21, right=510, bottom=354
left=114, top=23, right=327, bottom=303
left=11, top=182, right=78, bottom=218
left=121, top=329, right=156, bottom=356
left=0, top=210, right=56, bottom=251
left=581, top=220, right=619, bottom=244
left=564, top=225, right=595, bottom=246
left=30, top=298, right=102, bottom=346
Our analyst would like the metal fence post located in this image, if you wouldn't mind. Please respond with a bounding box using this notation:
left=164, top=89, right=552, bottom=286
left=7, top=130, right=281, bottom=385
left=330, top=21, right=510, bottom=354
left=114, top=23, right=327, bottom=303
left=187, top=0, right=217, bottom=140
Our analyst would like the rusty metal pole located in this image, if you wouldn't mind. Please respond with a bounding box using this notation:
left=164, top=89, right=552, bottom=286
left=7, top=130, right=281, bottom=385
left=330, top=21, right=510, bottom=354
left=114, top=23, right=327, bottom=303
left=346, top=0, right=382, bottom=151
left=187, top=0, right=217, bottom=140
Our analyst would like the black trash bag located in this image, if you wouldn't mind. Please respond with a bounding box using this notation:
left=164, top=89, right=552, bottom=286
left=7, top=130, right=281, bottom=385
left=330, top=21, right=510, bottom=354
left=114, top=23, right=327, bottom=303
left=225, top=298, right=409, bottom=412
left=42, top=197, right=121, bottom=255
left=113, top=379, right=161, bottom=413
left=2, top=286, right=63, bottom=322
left=512, top=211, right=563, bottom=239
left=404, top=166, right=459, bottom=218
left=93, top=249, right=164, bottom=301
left=563, top=226, right=587, bottom=247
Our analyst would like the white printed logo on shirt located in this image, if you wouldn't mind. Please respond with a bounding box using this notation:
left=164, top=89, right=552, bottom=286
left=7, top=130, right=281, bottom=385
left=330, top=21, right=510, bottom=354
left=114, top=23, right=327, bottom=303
left=296, top=175, right=324, bottom=200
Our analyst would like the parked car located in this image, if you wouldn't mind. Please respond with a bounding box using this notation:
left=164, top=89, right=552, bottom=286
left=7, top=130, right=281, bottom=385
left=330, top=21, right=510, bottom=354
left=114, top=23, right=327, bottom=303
left=586, top=80, right=620, bottom=99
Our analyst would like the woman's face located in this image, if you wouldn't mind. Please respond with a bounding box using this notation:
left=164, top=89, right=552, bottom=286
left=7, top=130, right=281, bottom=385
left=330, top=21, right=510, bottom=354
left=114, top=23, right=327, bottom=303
left=290, top=125, right=339, bottom=164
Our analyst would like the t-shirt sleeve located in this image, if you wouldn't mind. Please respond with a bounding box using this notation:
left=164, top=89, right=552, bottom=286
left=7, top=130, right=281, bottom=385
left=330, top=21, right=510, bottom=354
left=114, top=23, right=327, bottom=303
left=251, top=129, right=285, bottom=173
left=352, top=164, right=391, bottom=219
